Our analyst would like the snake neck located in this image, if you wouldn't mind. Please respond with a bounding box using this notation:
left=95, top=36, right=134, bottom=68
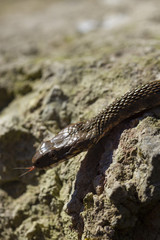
left=46, top=80, right=160, bottom=160
left=32, top=80, right=160, bottom=169
left=90, top=80, right=160, bottom=140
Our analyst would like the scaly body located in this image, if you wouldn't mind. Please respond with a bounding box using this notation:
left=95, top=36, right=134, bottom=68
left=30, top=80, right=160, bottom=170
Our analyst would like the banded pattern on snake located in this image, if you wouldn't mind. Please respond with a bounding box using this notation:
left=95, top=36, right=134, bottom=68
left=25, top=80, right=160, bottom=173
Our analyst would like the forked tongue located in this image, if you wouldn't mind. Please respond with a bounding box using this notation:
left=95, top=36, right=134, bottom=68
left=14, top=166, right=35, bottom=177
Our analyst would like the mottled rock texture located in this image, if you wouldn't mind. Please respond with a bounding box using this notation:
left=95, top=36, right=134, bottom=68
left=1, top=0, right=160, bottom=239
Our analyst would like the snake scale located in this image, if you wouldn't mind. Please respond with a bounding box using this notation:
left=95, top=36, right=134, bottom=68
left=25, top=80, right=160, bottom=173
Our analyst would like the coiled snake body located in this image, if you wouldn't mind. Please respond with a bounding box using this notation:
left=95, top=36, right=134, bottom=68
left=31, top=80, right=160, bottom=170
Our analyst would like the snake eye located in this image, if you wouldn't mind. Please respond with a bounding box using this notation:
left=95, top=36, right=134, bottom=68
left=32, top=150, right=54, bottom=169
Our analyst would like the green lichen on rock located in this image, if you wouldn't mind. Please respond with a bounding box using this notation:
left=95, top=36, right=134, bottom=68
left=83, top=193, right=94, bottom=210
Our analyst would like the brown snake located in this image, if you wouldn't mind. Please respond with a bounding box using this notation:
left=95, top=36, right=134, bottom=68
left=21, top=80, right=160, bottom=175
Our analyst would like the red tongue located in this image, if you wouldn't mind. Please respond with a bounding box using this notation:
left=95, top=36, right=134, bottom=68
left=15, top=166, right=36, bottom=177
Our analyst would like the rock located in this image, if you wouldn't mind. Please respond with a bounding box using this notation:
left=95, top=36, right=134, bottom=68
left=1, top=0, right=160, bottom=239
left=41, top=85, right=71, bottom=128
left=0, top=85, right=14, bottom=111
left=68, top=115, right=160, bottom=240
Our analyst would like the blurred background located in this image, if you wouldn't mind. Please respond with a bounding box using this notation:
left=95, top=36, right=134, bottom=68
left=1, top=0, right=160, bottom=61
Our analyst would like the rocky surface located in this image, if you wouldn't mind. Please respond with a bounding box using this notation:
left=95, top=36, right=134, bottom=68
left=1, top=0, right=160, bottom=239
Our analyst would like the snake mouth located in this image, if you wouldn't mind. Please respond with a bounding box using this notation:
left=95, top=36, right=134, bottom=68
left=40, top=159, right=66, bottom=170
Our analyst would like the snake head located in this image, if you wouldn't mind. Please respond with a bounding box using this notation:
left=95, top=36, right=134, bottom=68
left=32, top=123, right=92, bottom=170
left=32, top=140, right=61, bottom=169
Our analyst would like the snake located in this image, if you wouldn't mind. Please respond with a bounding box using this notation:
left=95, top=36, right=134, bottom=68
left=21, top=80, right=160, bottom=175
